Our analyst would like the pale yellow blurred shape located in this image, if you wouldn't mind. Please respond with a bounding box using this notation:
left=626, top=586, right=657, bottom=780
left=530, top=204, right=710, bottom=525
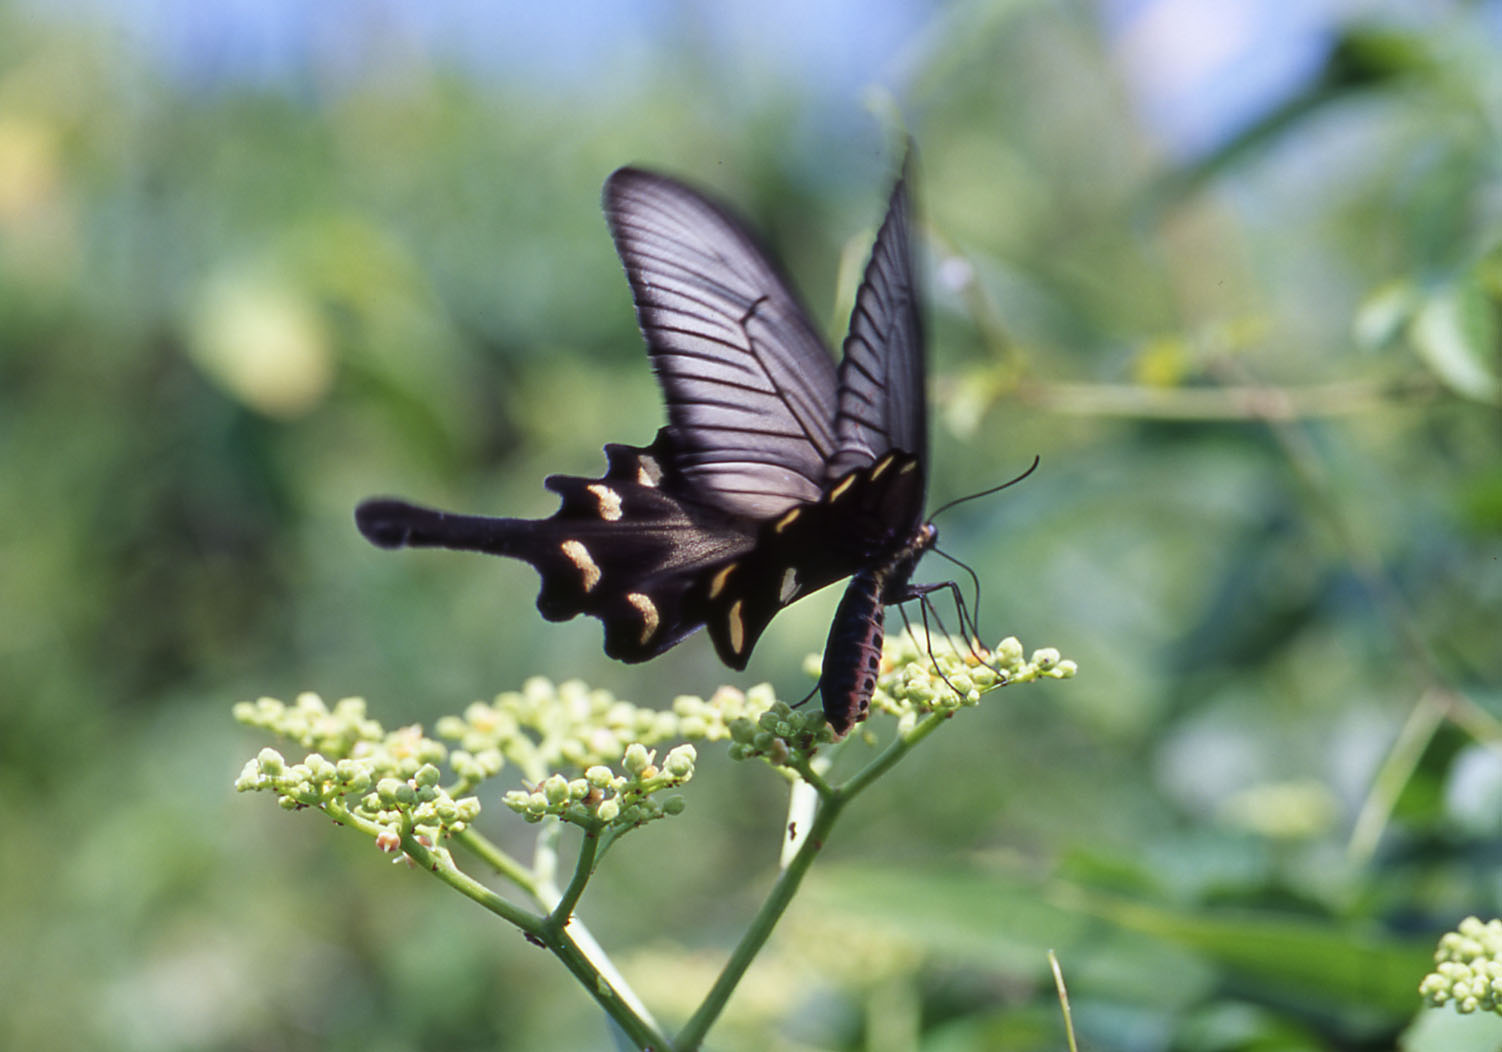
left=0, top=114, right=77, bottom=285
left=187, top=265, right=335, bottom=417
left=1218, top=778, right=1340, bottom=840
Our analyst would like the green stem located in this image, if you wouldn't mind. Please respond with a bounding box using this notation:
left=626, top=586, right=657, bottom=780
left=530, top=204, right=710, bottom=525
left=675, top=716, right=944, bottom=1049
left=1347, top=688, right=1448, bottom=863
left=452, top=827, right=536, bottom=890
left=403, top=819, right=667, bottom=1049
left=394, top=821, right=545, bottom=935
left=547, top=826, right=601, bottom=930
left=675, top=785, right=847, bottom=1050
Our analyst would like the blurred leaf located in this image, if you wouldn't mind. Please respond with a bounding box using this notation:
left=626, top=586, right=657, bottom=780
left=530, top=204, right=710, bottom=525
left=1409, top=280, right=1501, bottom=403
left=806, top=864, right=1425, bottom=1014
left=1400, top=1006, right=1502, bottom=1052
left=1354, top=280, right=1417, bottom=351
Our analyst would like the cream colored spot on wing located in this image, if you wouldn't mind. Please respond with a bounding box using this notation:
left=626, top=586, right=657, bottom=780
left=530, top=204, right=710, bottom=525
left=560, top=540, right=601, bottom=592
left=727, top=599, right=746, bottom=655
left=626, top=592, right=659, bottom=644
left=587, top=484, right=623, bottom=521
left=773, top=508, right=800, bottom=533
left=779, top=568, right=799, bottom=603
left=635, top=454, right=661, bottom=487
left=709, top=562, right=735, bottom=599
left=828, top=475, right=857, bottom=501
left=898, top=459, right=917, bottom=475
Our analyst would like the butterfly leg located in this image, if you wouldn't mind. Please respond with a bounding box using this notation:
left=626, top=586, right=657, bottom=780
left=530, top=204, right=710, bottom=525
left=896, top=595, right=968, bottom=702
left=905, top=581, right=1010, bottom=685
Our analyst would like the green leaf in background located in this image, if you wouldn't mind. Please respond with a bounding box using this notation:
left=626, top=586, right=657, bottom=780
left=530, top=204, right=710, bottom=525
left=1409, top=278, right=1501, bottom=403
left=804, top=863, right=1427, bottom=1017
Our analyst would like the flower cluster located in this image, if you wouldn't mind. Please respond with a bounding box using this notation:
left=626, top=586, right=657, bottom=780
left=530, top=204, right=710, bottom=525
left=436, top=677, right=683, bottom=778
left=502, top=742, right=695, bottom=832
left=726, top=698, right=832, bottom=770
left=867, top=631, right=1076, bottom=732
left=235, top=694, right=482, bottom=858
left=1420, top=916, right=1502, bottom=1014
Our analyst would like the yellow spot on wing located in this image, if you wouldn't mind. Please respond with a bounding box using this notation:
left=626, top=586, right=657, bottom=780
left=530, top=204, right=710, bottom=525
left=773, top=508, right=800, bottom=533
left=587, top=484, right=623, bottom=521
left=727, top=599, right=745, bottom=655
left=560, top=540, right=601, bottom=592
left=870, top=453, right=896, bottom=480
left=898, top=459, right=917, bottom=474
left=828, top=475, right=856, bottom=501
left=709, top=563, right=735, bottom=599
left=626, top=592, right=659, bottom=644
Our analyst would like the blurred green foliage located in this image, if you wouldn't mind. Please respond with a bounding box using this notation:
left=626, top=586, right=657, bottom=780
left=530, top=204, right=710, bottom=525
left=3, top=1, right=1501, bottom=1050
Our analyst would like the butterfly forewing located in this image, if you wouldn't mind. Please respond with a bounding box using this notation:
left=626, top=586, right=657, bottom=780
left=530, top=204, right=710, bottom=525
left=830, top=166, right=926, bottom=502
left=604, top=169, right=841, bottom=519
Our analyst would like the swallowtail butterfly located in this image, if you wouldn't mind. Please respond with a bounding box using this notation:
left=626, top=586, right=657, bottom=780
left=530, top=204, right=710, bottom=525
left=358, top=153, right=948, bottom=735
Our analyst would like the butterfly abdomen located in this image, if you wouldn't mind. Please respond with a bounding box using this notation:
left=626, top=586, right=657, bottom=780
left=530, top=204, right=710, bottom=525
left=820, top=567, right=889, bottom=737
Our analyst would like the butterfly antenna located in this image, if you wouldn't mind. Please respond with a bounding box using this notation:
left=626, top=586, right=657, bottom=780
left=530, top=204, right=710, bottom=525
left=926, top=454, right=1040, bottom=523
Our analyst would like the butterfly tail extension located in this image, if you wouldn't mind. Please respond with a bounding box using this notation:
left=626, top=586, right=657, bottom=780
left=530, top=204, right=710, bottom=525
left=355, top=499, right=532, bottom=556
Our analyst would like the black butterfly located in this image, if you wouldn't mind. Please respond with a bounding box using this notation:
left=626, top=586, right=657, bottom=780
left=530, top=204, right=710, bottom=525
left=358, top=154, right=946, bottom=736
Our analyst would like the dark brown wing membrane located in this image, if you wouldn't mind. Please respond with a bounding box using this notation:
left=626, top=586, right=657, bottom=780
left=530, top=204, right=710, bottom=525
left=604, top=168, right=840, bottom=520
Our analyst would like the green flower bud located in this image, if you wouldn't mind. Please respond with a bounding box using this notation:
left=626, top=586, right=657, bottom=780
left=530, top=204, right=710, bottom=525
left=597, top=798, right=621, bottom=822
left=663, top=745, right=696, bottom=778
left=257, top=747, right=286, bottom=776
left=543, top=774, right=570, bottom=804
left=624, top=743, right=652, bottom=775
left=1031, top=647, right=1060, bottom=669
left=728, top=718, right=757, bottom=744
left=234, top=760, right=262, bottom=791
left=414, top=763, right=441, bottom=788
left=996, top=636, right=1024, bottom=664
left=663, top=796, right=686, bottom=815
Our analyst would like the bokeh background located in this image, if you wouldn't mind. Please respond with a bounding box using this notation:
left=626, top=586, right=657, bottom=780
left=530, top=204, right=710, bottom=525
left=5, top=0, right=1502, bottom=1049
